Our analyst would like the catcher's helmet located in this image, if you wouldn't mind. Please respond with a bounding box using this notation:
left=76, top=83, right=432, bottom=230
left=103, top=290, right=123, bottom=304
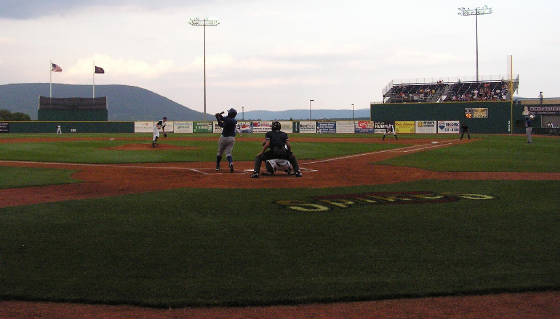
left=272, top=121, right=281, bottom=131
left=228, top=108, right=237, bottom=118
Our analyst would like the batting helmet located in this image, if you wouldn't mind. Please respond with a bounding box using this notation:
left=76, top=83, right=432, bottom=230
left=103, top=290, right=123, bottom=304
left=272, top=121, right=281, bottom=131
left=228, top=108, right=237, bottom=118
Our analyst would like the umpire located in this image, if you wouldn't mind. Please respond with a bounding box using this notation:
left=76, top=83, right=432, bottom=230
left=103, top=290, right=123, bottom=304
left=460, top=122, right=471, bottom=140
left=251, top=121, right=302, bottom=178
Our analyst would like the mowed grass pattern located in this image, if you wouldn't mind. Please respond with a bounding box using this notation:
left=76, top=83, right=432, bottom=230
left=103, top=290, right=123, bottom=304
left=0, top=180, right=559, bottom=307
left=380, top=134, right=560, bottom=172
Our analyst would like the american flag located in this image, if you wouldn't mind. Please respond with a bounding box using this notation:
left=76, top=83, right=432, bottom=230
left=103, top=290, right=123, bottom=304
left=94, top=66, right=105, bottom=74
left=51, top=63, right=62, bottom=72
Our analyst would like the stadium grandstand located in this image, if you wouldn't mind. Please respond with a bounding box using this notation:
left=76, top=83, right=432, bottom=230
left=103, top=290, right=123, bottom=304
left=382, top=75, right=519, bottom=104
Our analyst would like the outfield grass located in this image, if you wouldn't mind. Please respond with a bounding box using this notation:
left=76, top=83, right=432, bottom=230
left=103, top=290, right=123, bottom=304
left=380, top=134, right=560, bottom=172
left=0, top=133, right=402, bottom=163
left=0, top=166, right=77, bottom=189
left=1, top=180, right=558, bottom=307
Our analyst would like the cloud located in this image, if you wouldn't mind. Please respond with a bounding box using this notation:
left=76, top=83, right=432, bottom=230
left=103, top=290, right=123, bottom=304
left=384, top=50, right=468, bottom=67
left=0, top=36, right=15, bottom=44
left=67, top=54, right=176, bottom=79
left=192, top=54, right=318, bottom=72
left=0, top=0, right=210, bottom=19
left=214, top=76, right=335, bottom=88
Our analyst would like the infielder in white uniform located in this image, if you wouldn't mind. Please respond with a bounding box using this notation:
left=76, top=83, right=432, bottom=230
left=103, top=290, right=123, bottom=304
left=382, top=123, right=398, bottom=140
left=152, top=117, right=167, bottom=147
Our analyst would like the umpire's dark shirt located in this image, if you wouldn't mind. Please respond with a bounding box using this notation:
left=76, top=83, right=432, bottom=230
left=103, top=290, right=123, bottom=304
left=266, top=130, right=288, bottom=153
left=220, top=117, right=237, bottom=137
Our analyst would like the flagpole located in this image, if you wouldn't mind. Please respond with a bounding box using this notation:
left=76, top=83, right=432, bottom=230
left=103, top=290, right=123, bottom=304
left=49, top=60, right=52, bottom=98
left=92, top=61, right=95, bottom=98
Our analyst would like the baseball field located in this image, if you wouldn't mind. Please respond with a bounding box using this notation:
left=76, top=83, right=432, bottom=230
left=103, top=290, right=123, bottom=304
left=0, top=133, right=559, bottom=318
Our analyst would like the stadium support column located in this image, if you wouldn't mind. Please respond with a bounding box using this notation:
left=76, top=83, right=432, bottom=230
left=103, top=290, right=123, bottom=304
left=508, top=55, right=513, bottom=134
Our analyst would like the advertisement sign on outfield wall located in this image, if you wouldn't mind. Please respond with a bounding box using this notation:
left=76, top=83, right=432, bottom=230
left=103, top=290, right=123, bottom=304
left=336, top=121, right=355, bottom=134
left=164, top=121, right=174, bottom=133
left=299, top=121, right=316, bottom=133
left=279, top=121, right=293, bottom=133
left=238, top=121, right=253, bottom=133
left=193, top=122, right=213, bottom=133
left=212, top=121, right=223, bottom=134
left=373, top=121, right=388, bottom=134
left=316, top=121, right=336, bottom=134
left=528, top=105, right=560, bottom=115
left=134, top=121, right=153, bottom=133
left=0, top=122, right=8, bottom=133
left=395, top=121, right=415, bottom=133
left=437, top=121, right=460, bottom=134
left=356, top=121, right=374, bottom=134
left=174, top=121, right=193, bottom=133
left=251, top=121, right=272, bottom=133
left=415, top=121, right=437, bottom=134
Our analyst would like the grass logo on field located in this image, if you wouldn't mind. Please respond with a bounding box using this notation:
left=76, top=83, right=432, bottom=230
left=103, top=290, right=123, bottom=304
left=276, top=191, right=495, bottom=212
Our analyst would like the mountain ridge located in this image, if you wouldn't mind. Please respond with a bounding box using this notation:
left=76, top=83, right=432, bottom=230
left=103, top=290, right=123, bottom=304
left=0, top=83, right=371, bottom=121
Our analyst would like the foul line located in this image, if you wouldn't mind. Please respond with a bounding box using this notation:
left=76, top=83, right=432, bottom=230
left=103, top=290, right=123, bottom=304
left=0, top=160, right=210, bottom=175
left=303, top=142, right=455, bottom=165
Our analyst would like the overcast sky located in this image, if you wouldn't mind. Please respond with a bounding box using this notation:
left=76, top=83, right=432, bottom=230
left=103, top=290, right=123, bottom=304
left=1, top=0, right=558, bottom=114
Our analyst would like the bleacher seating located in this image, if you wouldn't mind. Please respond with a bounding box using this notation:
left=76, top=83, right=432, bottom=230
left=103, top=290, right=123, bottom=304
left=383, top=79, right=515, bottom=103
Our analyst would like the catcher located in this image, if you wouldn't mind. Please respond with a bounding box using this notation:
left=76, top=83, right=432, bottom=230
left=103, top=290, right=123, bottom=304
left=251, top=121, right=302, bottom=178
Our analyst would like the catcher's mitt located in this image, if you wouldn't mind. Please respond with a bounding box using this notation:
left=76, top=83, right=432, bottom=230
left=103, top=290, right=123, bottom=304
left=164, top=133, right=168, bottom=138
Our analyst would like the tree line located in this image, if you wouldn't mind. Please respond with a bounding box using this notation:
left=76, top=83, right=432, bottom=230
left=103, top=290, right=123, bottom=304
left=0, top=109, right=31, bottom=121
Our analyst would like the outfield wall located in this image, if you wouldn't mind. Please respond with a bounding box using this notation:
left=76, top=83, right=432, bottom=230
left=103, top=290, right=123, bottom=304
left=4, top=121, right=133, bottom=133
left=3, top=117, right=546, bottom=135
left=370, top=101, right=526, bottom=134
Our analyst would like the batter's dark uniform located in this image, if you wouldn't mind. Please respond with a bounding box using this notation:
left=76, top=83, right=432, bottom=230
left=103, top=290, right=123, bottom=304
left=215, top=109, right=238, bottom=172
left=251, top=124, right=301, bottom=178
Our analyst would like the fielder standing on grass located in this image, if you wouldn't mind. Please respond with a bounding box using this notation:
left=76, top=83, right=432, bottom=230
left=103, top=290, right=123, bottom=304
left=215, top=108, right=238, bottom=172
left=382, top=122, right=398, bottom=140
left=525, top=114, right=533, bottom=143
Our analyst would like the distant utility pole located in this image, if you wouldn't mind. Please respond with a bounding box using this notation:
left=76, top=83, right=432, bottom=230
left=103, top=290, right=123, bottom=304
left=458, top=5, right=493, bottom=82
left=352, top=103, right=355, bottom=122
left=189, top=17, right=220, bottom=121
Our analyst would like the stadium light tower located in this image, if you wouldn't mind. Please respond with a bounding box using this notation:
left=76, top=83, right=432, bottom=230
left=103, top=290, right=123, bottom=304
left=309, top=99, right=314, bottom=121
left=189, top=17, right=220, bottom=121
left=458, top=5, right=493, bottom=82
